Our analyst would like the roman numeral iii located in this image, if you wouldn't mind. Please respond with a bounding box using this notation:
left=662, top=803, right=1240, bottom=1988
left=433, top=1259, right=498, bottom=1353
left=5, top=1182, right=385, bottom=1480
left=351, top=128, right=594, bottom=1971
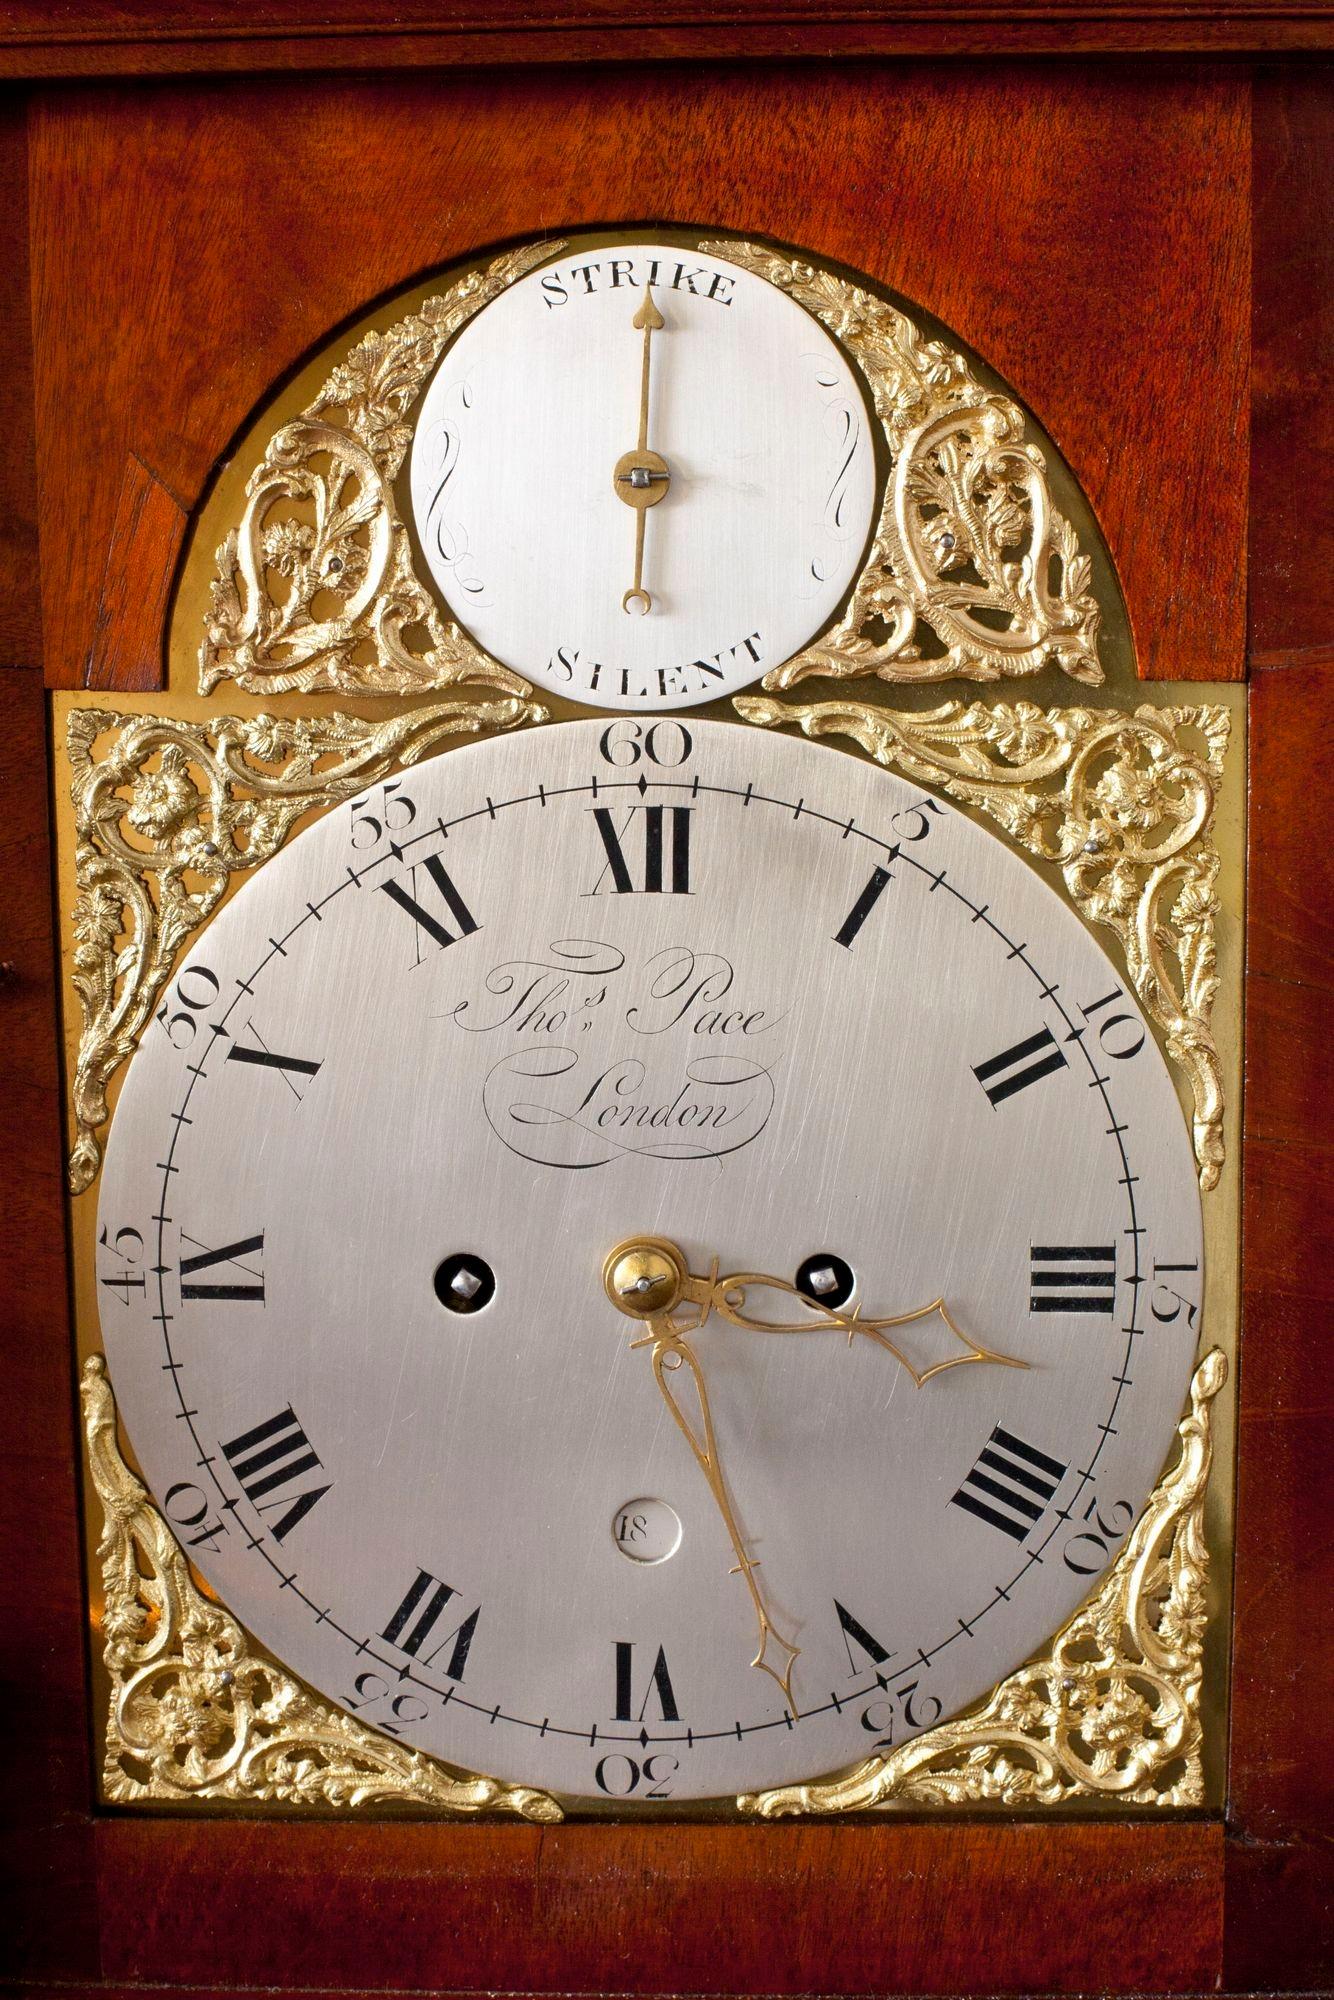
left=381, top=1568, right=481, bottom=1682
left=973, top=1026, right=1069, bottom=1106
left=590, top=805, right=692, bottom=894
left=950, top=1426, right=1067, bottom=1542
left=1030, top=1244, right=1117, bottom=1313
left=220, top=1405, right=330, bottom=1542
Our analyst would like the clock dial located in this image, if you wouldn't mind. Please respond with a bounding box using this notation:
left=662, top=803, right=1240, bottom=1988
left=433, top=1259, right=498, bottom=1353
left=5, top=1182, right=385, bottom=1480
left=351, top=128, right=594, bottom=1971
left=97, top=719, right=1202, bottom=1802
left=408, top=242, right=878, bottom=709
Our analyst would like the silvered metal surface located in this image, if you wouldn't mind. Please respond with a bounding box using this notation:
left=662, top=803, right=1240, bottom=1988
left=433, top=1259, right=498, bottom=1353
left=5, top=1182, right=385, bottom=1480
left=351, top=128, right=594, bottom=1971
left=81, top=1356, right=561, bottom=1820
left=741, top=693, right=1228, bottom=1190
left=94, top=720, right=1204, bottom=1802
left=82, top=1343, right=1222, bottom=1816
left=408, top=242, right=877, bottom=709
left=64, top=697, right=543, bottom=1194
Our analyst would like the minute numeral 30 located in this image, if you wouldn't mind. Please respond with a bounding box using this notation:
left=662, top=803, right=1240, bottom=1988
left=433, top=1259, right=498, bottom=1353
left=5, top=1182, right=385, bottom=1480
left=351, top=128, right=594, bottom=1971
left=951, top=1426, right=1067, bottom=1542
left=973, top=1026, right=1068, bottom=1106
left=1029, top=1244, right=1117, bottom=1314
left=220, top=1405, right=330, bottom=1542
left=589, top=805, right=692, bottom=895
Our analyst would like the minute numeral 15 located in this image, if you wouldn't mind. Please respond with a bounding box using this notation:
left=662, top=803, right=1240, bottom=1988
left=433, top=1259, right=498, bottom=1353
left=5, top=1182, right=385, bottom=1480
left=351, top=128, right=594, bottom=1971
left=951, top=1426, right=1067, bottom=1542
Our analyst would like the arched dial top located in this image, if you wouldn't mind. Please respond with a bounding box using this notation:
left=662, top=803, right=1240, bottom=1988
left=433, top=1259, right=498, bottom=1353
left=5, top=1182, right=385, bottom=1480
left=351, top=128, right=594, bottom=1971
left=97, top=719, right=1202, bottom=1804
left=408, top=242, right=878, bottom=710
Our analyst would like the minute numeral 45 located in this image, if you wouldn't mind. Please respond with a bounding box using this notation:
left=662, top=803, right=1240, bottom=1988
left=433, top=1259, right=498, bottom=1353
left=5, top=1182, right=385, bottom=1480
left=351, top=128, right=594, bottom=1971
left=381, top=1567, right=481, bottom=1682
left=220, top=1405, right=330, bottom=1542
left=380, top=853, right=481, bottom=962
left=590, top=805, right=692, bottom=895
left=180, top=1231, right=265, bottom=1302
left=951, top=1426, right=1067, bottom=1542
left=1029, top=1244, right=1117, bottom=1314
left=973, top=1026, right=1068, bottom=1106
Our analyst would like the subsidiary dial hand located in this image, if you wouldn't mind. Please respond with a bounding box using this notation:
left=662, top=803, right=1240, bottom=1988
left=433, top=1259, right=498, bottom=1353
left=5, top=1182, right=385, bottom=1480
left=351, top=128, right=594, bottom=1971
left=613, top=285, right=670, bottom=615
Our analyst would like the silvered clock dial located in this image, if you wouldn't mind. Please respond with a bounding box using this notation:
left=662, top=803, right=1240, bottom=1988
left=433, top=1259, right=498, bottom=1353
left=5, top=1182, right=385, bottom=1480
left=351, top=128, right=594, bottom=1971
left=96, top=719, right=1202, bottom=1803
left=408, top=240, right=878, bottom=709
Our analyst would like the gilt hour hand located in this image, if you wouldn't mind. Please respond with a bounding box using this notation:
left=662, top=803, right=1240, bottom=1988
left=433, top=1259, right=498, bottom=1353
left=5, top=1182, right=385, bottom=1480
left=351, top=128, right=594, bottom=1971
left=602, top=1234, right=1029, bottom=1717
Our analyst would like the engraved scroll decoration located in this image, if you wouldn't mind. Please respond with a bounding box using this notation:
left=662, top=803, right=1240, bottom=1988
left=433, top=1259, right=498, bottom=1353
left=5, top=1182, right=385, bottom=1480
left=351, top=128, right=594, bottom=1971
left=738, top=694, right=1228, bottom=1190
left=707, top=241, right=1105, bottom=690
left=81, top=1356, right=562, bottom=1820
left=81, top=1344, right=1223, bottom=1816
left=199, top=243, right=557, bottom=698
left=66, top=699, right=543, bottom=1195
left=744, top=1347, right=1226, bottom=1815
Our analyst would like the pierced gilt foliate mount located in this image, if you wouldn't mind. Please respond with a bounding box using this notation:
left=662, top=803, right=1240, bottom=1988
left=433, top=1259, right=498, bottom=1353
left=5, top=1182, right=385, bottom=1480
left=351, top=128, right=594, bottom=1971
left=65, top=698, right=543, bottom=1195
left=707, top=241, right=1104, bottom=689
left=81, top=1356, right=561, bottom=1821
left=199, top=243, right=558, bottom=698
left=82, top=1345, right=1223, bottom=1817
left=738, top=693, right=1228, bottom=1191
left=200, top=237, right=1104, bottom=700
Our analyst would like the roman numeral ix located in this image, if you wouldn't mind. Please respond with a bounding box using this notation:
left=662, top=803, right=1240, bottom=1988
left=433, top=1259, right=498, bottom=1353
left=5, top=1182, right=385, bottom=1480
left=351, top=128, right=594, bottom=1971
left=1030, top=1244, right=1117, bottom=1313
left=950, top=1426, right=1068, bottom=1542
left=220, top=1405, right=330, bottom=1542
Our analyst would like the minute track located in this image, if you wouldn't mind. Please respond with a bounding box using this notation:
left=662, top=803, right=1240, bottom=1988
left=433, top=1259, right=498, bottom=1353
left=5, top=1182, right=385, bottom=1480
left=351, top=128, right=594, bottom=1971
left=100, top=718, right=1197, bottom=1799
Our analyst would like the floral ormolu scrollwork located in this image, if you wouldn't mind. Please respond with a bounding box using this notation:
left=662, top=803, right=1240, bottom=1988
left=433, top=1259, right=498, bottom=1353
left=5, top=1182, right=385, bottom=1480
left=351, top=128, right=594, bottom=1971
left=705, top=241, right=1104, bottom=689
left=199, top=244, right=556, bottom=697
left=737, top=693, right=1228, bottom=1189
left=81, top=1356, right=562, bottom=1819
left=742, top=1346, right=1225, bottom=1816
left=66, top=699, right=543, bottom=1195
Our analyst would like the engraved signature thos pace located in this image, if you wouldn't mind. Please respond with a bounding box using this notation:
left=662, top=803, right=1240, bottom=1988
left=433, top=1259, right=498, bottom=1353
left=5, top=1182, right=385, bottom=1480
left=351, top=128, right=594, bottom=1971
left=449, top=943, right=782, bottom=1168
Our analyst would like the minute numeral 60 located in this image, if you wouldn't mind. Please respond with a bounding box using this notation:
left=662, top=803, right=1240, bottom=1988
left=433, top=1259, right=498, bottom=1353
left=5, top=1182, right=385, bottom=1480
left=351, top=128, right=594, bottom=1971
left=597, top=719, right=693, bottom=768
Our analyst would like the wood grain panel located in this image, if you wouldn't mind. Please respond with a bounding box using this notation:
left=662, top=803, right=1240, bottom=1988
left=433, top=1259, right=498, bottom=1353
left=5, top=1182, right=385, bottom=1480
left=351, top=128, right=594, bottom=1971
left=0, top=96, right=40, bottom=667
left=84, top=453, right=187, bottom=689
left=0, top=667, right=100, bottom=1984
left=95, top=1815, right=1222, bottom=1994
left=0, top=0, right=1330, bottom=73
left=1251, top=68, right=1334, bottom=665
left=28, top=63, right=1248, bottom=694
left=1226, top=657, right=1334, bottom=1991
